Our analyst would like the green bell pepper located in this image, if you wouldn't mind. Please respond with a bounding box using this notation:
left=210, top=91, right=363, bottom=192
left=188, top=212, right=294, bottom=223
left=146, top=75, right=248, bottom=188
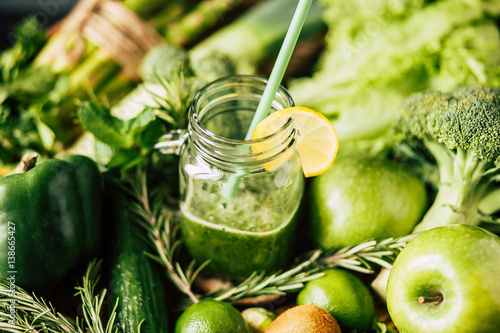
left=0, top=154, right=102, bottom=292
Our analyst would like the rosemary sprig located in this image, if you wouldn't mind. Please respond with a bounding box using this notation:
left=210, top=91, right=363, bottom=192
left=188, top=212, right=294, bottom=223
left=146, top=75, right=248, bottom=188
left=318, top=235, right=415, bottom=274
left=123, top=170, right=207, bottom=304
left=202, top=250, right=325, bottom=305
left=74, top=260, right=119, bottom=333
left=125, top=169, right=416, bottom=307
left=0, top=260, right=118, bottom=333
left=147, top=70, right=193, bottom=129
left=0, top=288, right=79, bottom=333
left=199, top=235, right=416, bottom=304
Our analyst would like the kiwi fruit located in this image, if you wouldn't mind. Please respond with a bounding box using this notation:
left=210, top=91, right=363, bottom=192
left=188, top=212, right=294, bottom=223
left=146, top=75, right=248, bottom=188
left=265, top=304, right=341, bottom=333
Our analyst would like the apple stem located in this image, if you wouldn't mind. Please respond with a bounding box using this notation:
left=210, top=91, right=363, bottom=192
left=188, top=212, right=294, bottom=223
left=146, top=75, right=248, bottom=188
left=418, top=294, right=444, bottom=305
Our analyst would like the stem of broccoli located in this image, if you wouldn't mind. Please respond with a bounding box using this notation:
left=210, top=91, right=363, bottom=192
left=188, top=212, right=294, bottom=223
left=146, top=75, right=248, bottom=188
left=478, top=187, right=500, bottom=216
left=413, top=142, right=497, bottom=233
left=413, top=181, right=463, bottom=233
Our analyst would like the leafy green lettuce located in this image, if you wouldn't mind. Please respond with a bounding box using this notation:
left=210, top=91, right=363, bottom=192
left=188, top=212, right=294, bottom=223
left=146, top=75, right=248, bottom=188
left=289, top=0, right=500, bottom=141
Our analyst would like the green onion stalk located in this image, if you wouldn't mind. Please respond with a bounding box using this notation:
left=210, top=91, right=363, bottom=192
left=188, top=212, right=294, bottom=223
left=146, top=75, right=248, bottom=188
left=164, top=0, right=247, bottom=46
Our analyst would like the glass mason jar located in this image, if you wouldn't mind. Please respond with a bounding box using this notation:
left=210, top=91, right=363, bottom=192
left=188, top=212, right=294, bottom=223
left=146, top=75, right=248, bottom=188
left=176, top=75, right=305, bottom=278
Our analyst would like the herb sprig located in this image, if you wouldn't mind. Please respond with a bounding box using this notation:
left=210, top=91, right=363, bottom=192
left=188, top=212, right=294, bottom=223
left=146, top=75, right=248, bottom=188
left=126, top=169, right=415, bottom=307
left=0, top=260, right=118, bottom=333
left=200, top=235, right=414, bottom=305
left=123, top=170, right=207, bottom=304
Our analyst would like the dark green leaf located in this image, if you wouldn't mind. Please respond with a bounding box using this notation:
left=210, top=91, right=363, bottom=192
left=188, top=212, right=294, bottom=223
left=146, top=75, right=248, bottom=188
left=1, top=66, right=56, bottom=103
left=139, top=118, right=166, bottom=148
left=1, top=17, right=47, bottom=83
left=79, top=102, right=131, bottom=148
left=106, top=149, right=144, bottom=171
left=126, top=106, right=155, bottom=135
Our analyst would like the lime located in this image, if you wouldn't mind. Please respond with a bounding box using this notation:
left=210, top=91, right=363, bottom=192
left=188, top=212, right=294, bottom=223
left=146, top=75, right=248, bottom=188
left=175, top=300, right=249, bottom=333
left=297, top=269, right=375, bottom=332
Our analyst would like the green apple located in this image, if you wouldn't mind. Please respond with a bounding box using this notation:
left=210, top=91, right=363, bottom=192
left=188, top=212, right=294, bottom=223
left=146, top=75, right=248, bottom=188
left=309, top=154, right=428, bottom=250
left=386, top=224, right=500, bottom=333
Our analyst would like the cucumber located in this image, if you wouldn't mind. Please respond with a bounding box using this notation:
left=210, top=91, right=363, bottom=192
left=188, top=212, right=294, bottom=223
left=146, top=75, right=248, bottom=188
left=105, top=184, right=169, bottom=333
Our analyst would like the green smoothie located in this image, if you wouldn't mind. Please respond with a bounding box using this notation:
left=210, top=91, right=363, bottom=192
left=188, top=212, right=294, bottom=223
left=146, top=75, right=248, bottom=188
left=178, top=75, right=305, bottom=279
left=180, top=182, right=302, bottom=278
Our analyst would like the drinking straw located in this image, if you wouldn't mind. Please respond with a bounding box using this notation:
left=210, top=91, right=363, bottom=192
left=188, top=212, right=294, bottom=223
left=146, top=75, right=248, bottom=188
left=222, top=0, right=314, bottom=198
left=246, top=0, right=314, bottom=139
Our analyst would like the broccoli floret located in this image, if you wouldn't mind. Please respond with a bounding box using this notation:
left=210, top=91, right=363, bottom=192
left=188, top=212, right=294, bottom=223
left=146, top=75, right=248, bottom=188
left=190, top=51, right=236, bottom=84
left=392, top=86, right=500, bottom=232
left=188, top=51, right=237, bottom=95
left=140, top=43, right=193, bottom=83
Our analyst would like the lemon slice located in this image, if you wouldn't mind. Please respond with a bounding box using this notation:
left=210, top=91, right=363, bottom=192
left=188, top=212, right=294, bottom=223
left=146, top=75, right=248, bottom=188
left=253, top=106, right=339, bottom=177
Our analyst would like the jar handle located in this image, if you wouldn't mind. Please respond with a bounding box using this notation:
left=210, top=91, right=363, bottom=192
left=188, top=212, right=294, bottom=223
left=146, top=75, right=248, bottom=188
left=154, top=129, right=188, bottom=155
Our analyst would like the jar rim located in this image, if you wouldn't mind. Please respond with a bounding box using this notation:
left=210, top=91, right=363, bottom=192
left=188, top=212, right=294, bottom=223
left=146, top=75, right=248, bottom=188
left=187, top=75, right=297, bottom=169
left=189, top=75, right=295, bottom=145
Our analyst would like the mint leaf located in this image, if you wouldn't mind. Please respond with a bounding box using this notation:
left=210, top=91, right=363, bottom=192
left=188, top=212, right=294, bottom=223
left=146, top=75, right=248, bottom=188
left=79, top=102, right=160, bottom=152
left=79, top=102, right=131, bottom=148
left=126, top=107, right=155, bottom=136
left=105, top=149, right=144, bottom=170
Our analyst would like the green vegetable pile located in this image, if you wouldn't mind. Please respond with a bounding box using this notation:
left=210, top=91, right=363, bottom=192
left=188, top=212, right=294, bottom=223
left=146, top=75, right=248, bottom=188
left=0, top=0, right=499, bottom=332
